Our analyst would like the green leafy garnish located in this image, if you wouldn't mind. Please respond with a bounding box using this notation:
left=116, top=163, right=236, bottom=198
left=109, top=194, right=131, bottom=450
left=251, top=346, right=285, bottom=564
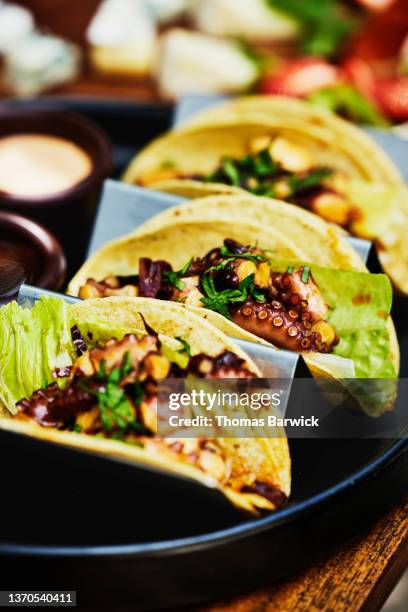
left=223, top=159, right=241, bottom=186
left=250, top=149, right=278, bottom=178
left=200, top=268, right=267, bottom=319
left=120, top=351, right=132, bottom=377
left=203, top=146, right=331, bottom=201
left=86, top=355, right=142, bottom=435
left=176, top=337, right=191, bottom=357
left=301, top=266, right=311, bottom=283
left=96, top=359, right=106, bottom=380
left=219, top=245, right=268, bottom=264
left=289, top=168, right=333, bottom=195
left=134, top=380, right=144, bottom=408
left=287, top=265, right=295, bottom=273
left=164, top=258, right=193, bottom=291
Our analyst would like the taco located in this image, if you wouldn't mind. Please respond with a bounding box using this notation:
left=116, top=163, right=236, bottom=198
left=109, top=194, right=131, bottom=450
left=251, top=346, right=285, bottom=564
left=69, top=197, right=399, bottom=403
left=0, top=295, right=291, bottom=514
left=122, top=96, right=408, bottom=293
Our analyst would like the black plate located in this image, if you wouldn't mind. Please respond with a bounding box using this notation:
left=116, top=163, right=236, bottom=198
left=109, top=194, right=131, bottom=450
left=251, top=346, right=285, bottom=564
left=0, top=97, right=407, bottom=610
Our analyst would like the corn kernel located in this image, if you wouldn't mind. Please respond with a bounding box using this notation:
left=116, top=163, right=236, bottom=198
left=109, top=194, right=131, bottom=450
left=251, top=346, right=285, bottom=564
left=311, top=320, right=336, bottom=345
left=274, top=179, right=291, bottom=199
left=254, top=262, right=271, bottom=288
left=269, top=137, right=312, bottom=172
left=236, top=260, right=257, bottom=281
left=79, top=283, right=102, bottom=299
left=249, top=135, right=272, bottom=154
left=76, top=407, right=100, bottom=432
left=145, top=354, right=171, bottom=379
left=311, top=193, right=351, bottom=226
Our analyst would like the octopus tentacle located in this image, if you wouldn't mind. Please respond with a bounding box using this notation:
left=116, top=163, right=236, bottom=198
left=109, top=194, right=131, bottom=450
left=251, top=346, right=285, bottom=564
left=231, top=295, right=337, bottom=353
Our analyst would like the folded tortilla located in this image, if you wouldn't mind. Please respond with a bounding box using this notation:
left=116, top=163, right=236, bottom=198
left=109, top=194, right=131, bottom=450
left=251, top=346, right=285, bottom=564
left=123, top=96, right=408, bottom=293
left=69, top=197, right=400, bottom=406
left=0, top=296, right=290, bottom=514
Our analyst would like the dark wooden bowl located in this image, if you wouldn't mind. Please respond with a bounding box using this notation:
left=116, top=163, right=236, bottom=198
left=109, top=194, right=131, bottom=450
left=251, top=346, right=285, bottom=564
left=0, top=211, right=66, bottom=290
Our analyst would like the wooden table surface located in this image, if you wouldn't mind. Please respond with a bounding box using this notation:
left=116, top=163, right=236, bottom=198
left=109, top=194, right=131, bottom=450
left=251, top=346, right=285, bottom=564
left=195, top=498, right=408, bottom=612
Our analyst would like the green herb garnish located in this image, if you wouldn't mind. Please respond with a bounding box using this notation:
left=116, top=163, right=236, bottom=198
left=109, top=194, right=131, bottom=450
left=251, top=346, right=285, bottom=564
left=164, top=258, right=193, bottom=291
left=200, top=269, right=267, bottom=319
left=219, top=245, right=268, bottom=264
left=120, top=351, right=132, bottom=377
left=87, top=354, right=141, bottom=434
left=288, top=168, right=333, bottom=195
left=134, top=380, right=144, bottom=408
left=176, top=337, right=191, bottom=357
left=301, top=266, right=311, bottom=283
left=287, top=265, right=295, bottom=273
left=223, top=158, right=241, bottom=186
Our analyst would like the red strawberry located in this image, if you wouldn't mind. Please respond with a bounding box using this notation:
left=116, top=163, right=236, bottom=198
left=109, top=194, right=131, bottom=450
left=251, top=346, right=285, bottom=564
left=259, top=57, right=339, bottom=98
left=374, top=76, right=408, bottom=119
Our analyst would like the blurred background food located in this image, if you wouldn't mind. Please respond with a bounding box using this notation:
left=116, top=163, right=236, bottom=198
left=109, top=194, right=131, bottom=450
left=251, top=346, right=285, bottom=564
left=0, top=0, right=407, bottom=121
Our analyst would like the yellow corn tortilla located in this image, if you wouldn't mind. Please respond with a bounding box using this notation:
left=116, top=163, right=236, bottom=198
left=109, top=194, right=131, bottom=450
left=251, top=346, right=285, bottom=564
left=68, top=201, right=399, bottom=378
left=122, top=96, right=408, bottom=293
left=0, top=297, right=290, bottom=515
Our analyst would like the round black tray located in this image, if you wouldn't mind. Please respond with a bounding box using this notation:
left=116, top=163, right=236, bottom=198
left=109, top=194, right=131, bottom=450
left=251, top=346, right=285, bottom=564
left=0, top=100, right=407, bottom=609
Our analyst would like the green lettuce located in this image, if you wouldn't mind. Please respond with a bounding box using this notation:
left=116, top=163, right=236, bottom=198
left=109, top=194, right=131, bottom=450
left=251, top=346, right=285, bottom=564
left=270, top=260, right=396, bottom=380
left=0, top=298, right=77, bottom=414
left=0, top=297, right=192, bottom=415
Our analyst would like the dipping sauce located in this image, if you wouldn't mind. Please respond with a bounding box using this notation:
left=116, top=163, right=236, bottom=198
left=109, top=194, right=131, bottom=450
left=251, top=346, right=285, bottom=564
left=0, top=134, right=93, bottom=197
left=0, top=236, right=41, bottom=284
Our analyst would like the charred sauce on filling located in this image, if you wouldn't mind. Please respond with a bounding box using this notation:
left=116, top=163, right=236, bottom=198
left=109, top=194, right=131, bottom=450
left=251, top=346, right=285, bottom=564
left=79, top=239, right=338, bottom=353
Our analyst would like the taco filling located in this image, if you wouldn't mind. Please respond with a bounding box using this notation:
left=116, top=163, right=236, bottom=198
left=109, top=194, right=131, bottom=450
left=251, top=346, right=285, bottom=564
left=79, top=238, right=338, bottom=353
left=14, top=324, right=289, bottom=506
left=16, top=325, right=254, bottom=429
left=141, top=137, right=358, bottom=229
left=1, top=297, right=293, bottom=513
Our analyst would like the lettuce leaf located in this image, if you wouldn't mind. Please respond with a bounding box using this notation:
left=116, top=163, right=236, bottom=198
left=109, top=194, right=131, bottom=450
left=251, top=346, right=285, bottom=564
left=269, top=260, right=396, bottom=380
left=0, top=298, right=77, bottom=414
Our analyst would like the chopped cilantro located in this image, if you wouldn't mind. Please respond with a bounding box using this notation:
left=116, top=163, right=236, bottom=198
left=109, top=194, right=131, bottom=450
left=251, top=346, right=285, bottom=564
left=96, top=359, right=106, bottom=380
left=120, top=351, right=132, bottom=377
left=288, top=168, right=333, bottom=196
left=219, top=245, right=268, bottom=264
left=301, top=266, right=311, bottom=283
left=134, top=380, right=144, bottom=408
left=87, top=354, right=141, bottom=435
left=164, top=258, right=193, bottom=291
left=176, top=337, right=191, bottom=357
left=200, top=269, right=268, bottom=319
left=223, top=159, right=241, bottom=186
